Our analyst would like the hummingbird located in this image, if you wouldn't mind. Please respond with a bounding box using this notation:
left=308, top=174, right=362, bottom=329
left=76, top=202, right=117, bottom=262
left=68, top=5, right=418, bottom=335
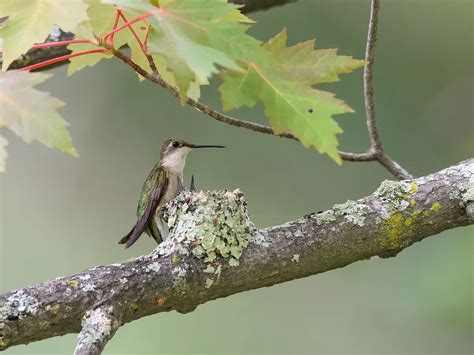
left=119, top=138, right=225, bottom=249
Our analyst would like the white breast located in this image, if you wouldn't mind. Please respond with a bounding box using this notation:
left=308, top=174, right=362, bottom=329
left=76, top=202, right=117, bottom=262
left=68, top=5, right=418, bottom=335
left=161, top=173, right=182, bottom=207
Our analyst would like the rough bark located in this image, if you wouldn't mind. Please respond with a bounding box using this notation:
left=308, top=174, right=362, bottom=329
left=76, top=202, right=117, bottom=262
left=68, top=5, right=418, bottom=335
left=1, top=159, right=472, bottom=353
left=0, top=0, right=296, bottom=71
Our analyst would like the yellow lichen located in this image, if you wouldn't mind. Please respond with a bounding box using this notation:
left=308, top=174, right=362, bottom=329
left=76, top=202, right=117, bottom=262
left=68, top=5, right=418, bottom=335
left=67, top=280, right=79, bottom=287
left=431, top=202, right=442, bottom=212
left=410, top=199, right=416, bottom=207
left=380, top=210, right=421, bottom=249
left=404, top=212, right=419, bottom=227
left=423, top=202, right=442, bottom=217
left=385, top=213, right=404, bottom=248
left=402, top=183, right=418, bottom=199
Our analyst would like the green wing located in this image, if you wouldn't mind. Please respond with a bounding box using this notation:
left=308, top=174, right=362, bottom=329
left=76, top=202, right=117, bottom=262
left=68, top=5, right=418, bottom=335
left=118, top=165, right=167, bottom=248
left=137, top=165, right=165, bottom=219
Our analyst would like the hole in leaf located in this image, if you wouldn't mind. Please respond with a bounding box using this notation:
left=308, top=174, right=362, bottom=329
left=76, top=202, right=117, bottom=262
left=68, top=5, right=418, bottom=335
left=308, top=108, right=314, bottom=113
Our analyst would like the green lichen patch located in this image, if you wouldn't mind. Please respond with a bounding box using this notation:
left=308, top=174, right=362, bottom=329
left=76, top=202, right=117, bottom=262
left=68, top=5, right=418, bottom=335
left=291, top=254, right=300, bottom=263
left=145, top=262, right=162, bottom=273
left=205, top=278, right=214, bottom=289
left=163, top=189, right=256, bottom=269
left=461, top=178, right=474, bottom=203
left=333, top=200, right=368, bottom=226
left=311, top=200, right=368, bottom=228
left=75, top=307, right=116, bottom=353
left=449, top=163, right=474, bottom=200
left=374, top=180, right=417, bottom=221
left=313, top=210, right=336, bottom=225
left=0, top=289, right=40, bottom=340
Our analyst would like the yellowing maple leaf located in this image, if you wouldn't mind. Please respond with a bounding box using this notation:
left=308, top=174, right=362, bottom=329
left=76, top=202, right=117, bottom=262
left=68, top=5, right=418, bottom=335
left=0, top=0, right=89, bottom=70
left=0, top=71, right=77, bottom=169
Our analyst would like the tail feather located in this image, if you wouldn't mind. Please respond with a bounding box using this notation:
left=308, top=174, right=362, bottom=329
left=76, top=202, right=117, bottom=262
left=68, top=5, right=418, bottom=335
left=118, top=225, right=135, bottom=245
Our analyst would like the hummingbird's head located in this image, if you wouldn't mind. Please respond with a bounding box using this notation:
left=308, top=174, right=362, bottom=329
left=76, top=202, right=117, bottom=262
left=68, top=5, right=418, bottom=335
left=160, top=138, right=224, bottom=174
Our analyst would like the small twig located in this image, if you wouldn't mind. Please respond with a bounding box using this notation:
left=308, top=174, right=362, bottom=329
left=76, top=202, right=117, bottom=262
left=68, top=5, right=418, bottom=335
left=143, top=24, right=152, bottom=50
left=102, top=13, right=152, bottom=46
left=377, top=153, right=413, bottom=180
left=364, top=0, right=382, bottom=152
left=116, top=11, right=146, bottom=51
left=359, top=0, right=413, bottom=179
left=19, top=49, right=108, bottom=72
left=108, top=10, right=122, bottom=47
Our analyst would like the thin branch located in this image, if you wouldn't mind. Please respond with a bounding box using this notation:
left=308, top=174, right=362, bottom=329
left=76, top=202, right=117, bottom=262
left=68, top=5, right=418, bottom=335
left=377, top=153, right=414, bottom=180
left=112, top=49, right=410, bottom=176
left=108, top=10, right=122, bottom=47
left=1, top=159, right=472, bottom=353
left=117, top=11, right=146, bottom=50
left=103, top=13, right=152, bottom=46
left=364, top=0, right=382, bottom=151
left=73, top=306, right=120, bottom=355
left=19, top=49, right=108, bottom=72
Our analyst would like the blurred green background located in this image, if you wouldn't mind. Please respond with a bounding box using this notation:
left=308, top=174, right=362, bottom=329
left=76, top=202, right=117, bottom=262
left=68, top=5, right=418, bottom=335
left=1, top=0, right=473, bottom=354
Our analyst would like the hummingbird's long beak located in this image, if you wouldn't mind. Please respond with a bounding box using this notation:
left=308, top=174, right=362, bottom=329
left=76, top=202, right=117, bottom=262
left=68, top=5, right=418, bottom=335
left=188, top=144, right=225, bottom=149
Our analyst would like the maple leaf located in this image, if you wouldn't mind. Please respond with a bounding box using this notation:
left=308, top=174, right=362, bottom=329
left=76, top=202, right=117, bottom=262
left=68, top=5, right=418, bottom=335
left=105, top=0, right=260, bottom=102
left=67, top=0, right=116, bottom=75
left=0, top=0, right=88, bottom=71
left=0, top=71, right=77, bottom=167
left=67, top=0, right=151, bottom=78
left=219, top=29, right=366, bottom=163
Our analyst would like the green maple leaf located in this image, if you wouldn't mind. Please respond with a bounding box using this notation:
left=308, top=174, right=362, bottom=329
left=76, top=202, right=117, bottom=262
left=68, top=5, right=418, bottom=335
left=219, top=29, right=366, bottom=163
left=0, top=71, right=77, bottom=169
left=105, top=0, right=260, bottom=102
left=152, top=54, right=201, bottom=99
left=0, top=0, right=88, bottom=71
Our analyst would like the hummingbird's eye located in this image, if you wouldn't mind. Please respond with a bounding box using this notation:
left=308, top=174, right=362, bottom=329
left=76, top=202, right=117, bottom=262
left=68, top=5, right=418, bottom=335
left=172, top=141, right=180, bottom=148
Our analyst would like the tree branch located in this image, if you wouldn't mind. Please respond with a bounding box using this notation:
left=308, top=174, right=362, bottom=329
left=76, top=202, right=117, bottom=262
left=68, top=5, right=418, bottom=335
left=1, top=159, right=472, bottom=353
left=74, top=306, right=120, bottom=355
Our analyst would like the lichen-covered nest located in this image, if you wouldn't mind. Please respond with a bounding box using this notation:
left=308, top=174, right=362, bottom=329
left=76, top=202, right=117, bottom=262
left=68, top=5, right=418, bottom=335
left=162, top=189, right=256, bottom=268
